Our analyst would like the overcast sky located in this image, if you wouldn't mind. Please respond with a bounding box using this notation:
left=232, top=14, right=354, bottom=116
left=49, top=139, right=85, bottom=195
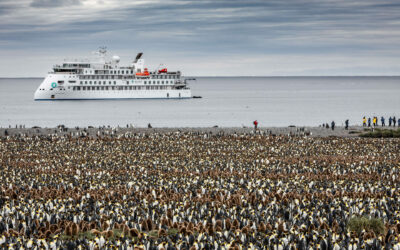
left=1, top=0, right=400, bottom=77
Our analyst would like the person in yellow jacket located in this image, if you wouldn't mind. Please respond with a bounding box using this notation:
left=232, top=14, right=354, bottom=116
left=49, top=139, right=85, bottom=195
left=363, top=117, right=366, bottom=127
left=373, top=117, right=377, bottom=127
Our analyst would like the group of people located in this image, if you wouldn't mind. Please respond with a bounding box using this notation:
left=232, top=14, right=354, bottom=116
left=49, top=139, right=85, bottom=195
left=322, top=121, right=336, bottom=130
left=363, top=116, right=399, bottom=127
left=1, top=130, right=400, bottom=248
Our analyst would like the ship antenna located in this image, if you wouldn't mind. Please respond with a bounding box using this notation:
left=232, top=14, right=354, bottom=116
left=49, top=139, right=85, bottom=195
left=99, top=46, right=107, bottom=57
left=97, top=46, right=107, bottom=63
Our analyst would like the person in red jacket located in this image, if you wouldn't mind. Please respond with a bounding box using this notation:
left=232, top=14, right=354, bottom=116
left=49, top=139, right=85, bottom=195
left=253, top=120, right=258, bottom=130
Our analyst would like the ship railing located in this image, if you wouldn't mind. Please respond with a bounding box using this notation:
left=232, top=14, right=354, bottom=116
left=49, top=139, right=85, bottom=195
left=50, top=72, right=77, bottom=74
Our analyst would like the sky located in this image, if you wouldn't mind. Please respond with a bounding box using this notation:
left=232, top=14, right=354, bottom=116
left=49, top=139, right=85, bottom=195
left=0, top=0, right=400, bottom=77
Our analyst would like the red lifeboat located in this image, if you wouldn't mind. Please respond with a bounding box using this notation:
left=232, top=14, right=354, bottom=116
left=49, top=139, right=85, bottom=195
left=158, top=68, right=167, bottom=74
left=136, top=68, right=150, bottom=76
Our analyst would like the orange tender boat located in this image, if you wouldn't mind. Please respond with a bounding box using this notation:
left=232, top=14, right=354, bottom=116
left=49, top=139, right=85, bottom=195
left=136, top=68, right=150, bottom=76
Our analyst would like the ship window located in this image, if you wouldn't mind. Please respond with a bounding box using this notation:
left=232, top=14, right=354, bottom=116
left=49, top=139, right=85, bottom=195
left=144, top=81, right=146, bottom=84
left=69, top=80, right=76, bottom=83
left=58, top=80, right=64, bottom=83
left=126, top=81, right=129, bottom=84
left=157, top=81, right=160, bottom=84
left=101, top=86, right=104, bottom=90
left=161, top=81, right=164, bottom=84
left=83, top=87, right=86, bottom=90
left=114, top=81, right=116, bottom=84
left=129, top=86, right=132, bottom=90
left=112, top=86, right=115, bottom=90
left=97, top=87, right=100, bottom=90
left=146, top=86, right=150, bottom=90
left=77, top=86, right=80, bottom=90
left=106, top=86, right=109, bottom=90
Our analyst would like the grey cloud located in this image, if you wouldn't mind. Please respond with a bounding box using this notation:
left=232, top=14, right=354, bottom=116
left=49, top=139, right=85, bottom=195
left=30, top=0, right=82, bottom=8
left=1, top=0, right=400, bottom=76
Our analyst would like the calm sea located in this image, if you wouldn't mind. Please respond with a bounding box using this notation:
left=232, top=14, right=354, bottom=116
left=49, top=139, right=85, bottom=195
left=0, top=77, right=399, bottom=127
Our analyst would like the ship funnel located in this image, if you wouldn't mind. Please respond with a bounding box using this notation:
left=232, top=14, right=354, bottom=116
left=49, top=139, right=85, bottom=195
left=134, top=53, right=143, bottom=63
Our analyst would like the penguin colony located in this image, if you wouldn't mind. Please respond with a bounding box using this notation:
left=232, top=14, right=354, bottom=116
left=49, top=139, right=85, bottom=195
left=0, top=131, right=400, bottom=249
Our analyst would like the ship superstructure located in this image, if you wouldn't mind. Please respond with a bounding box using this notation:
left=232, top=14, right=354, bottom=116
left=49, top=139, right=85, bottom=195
left=34, top=48, right=192, bottom=100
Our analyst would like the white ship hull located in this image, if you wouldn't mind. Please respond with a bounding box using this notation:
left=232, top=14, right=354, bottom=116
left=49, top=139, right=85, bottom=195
left=34, top=87, right=191, bottom=100
left=34, top=71, right=192, bottom=100
left=34, top=50, right=193, bottom=101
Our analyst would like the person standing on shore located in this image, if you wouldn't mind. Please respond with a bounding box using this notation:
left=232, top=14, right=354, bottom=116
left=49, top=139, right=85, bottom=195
left=368, top=118, right=371, bottom=127
left=373, top=117, right=377, bottom=127
left=389, top=117, right=392, bottom=127
left=381, top=116, right=385, bottom=126
left=362, top=117, right=366, bottom=127
left=331, top=121, right=335, bottom=130
left=253, top=120, right=258, bottom=131
left=394, top=116, right=397, bottom=127
left=345, top=119, right=349, bottom=130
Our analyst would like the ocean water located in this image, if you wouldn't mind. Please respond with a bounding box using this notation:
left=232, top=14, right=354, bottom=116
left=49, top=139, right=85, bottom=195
left=0, top=77, right=399, bottom=127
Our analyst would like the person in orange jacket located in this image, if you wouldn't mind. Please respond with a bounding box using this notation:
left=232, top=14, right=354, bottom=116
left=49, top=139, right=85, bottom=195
left=253, top=120, right=258, bottom=130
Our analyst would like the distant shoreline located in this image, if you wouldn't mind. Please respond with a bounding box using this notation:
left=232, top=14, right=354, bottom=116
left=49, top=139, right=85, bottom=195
left=1, top=126, right=399, bottom=138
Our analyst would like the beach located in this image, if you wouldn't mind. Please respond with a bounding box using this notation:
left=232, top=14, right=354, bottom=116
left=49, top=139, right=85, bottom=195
left=1, top=128, right=399, bottom=248
left=1, top=125, right=397, bottom=138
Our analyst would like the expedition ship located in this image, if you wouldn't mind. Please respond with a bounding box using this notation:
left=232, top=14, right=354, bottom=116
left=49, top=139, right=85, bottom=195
left=34, top=48, right=192, bottom=100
